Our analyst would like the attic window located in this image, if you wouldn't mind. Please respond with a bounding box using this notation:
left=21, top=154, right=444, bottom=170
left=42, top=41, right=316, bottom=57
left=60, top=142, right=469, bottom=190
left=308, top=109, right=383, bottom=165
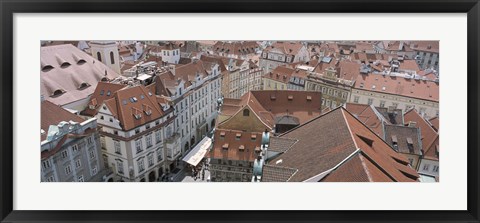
left=52, top=89, right=65, bottom=97
left=251, top=134, right=257, bottom=141
left=41, top=65, right=54, bottom=72
left=77, top=59, right=86, bottom=65
left=254, top=146, right=261, bottom=153
left=60, top=62, right=71, bottom=68
left=222, top=143, right=229, bottom=150
left=122, top=99, right=127, bottom=105
left=287, top=95, right=293, bottom=100
left=220, top=132, right=226, bottom=139
left=78, top=82, right=90, bottom=89
left=306, top=96, right=312, bottom=101
left=107, top=91, right=111, bottom=96
left=239, top=145, right=245, bottom=151
left=236, top=133, right=242, bottom=140
left=100, top=90, right=105, bottom=96
left=243, top=109, right=250, bottom=116
left=143, top=104, right=152, bottom=116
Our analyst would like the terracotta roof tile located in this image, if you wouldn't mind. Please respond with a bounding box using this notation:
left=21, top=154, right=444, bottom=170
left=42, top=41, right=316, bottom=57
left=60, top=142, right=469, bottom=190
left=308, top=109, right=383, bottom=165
left=354, top=74, right=439, bottom=102
left=102, top=85, right=166, bottom=131
left=265, top=107, right=419, bottom=182
left=208, top=129, right=262, bottom=161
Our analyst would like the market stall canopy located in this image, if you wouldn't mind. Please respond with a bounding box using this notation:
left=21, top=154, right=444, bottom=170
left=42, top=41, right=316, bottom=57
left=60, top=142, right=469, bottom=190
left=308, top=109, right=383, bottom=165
left=182, top=137, right=212, bottom=166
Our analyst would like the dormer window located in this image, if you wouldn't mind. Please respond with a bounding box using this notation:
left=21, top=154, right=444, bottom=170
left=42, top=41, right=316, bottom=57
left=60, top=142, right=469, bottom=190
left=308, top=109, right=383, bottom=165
left=60, top=62, right=71, bottom=68
left=235, top=133, right=242, bottom=140
left=77, top=59, right=86, bottom=65
left=41, top=65, right=54, bottom=72
left=243, top=109, right=250, bottom=116
left=79, top=82, right=90, bottom=89
left=222, top=143, right=229, bottom=150
left=52, top=89, right=65, bottom=97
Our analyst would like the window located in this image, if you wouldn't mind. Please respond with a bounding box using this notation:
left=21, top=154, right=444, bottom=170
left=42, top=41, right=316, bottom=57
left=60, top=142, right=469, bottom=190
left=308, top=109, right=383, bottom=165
left=155, top=130, right=162, bottom=144
left=135, top=128, right=140, bottom=134
left=114, top=130, right=118, bottom=135
left=92, top=166, right=98, bottom=175
left=157, top=148, right=163, bottom=162
left=243, top=109, right=250, bottom=116
left=114, top=141, right=121, bottom=154
left=148, top=154, right=154, bottom=167
left=135, top=138, right=143, bottom=154
left=65, top=165, right=72, bottom=175
left=87, top=136, right=93, bottom=145
left=89, top=150, right=96, bottom=159
left=42, top=160, right=51, bottom=169
left=379, top=100, right=386, bottom=108
left=423, top=164, right=430, bottom=171
left=110, top=51, right=115, bottom=64
left=146, top=134, right=153, bottom=148
left=354, top=96, right=359, bottom=103
left=137, top=159, right=145, bottom=173
left=146, top=124, right=150, bottom=129
left=72, top=144, right=78, bottom=152
left=46, top=175, right=55, bottom=182
left=78, top=175, right=84, bottom=182
left=103, top=155, right=109, bottom=168
left=116, top=160, right=124, bottom=174
left=75, top=159, right=82, bottom=169
left=392, top=103, right=399, bottom=109
left=97, top=52, right=102, bottom=62
left=61, top=150, right=68, bottom=159
left=433, top=165, right=439, bottom=172
left=367, top=98, right=374, bottom=105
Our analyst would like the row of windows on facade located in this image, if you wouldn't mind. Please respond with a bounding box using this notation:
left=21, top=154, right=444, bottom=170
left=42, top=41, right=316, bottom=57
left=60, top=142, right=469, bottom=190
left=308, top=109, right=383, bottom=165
left=45, top=162, right=98, bottom=182
left=45, top=172, right=93, bottom=182
left=422, top=164, right=439, bottom=172
left=97, top=51, right=116, bottom=65
left=111, top=148, right=163, bottom=175
left=263, top=53, right=294, bottom=63
left=42, top=136, right=95, bottom=170
left=163, top=49, right=179, bottom=57
left=353, top=96, right=437, bottom=116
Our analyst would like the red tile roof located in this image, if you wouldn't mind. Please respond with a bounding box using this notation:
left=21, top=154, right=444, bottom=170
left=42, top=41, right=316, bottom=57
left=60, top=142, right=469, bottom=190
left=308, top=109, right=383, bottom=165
left=102, top=85, right=167, bottom=131
left=354, top=74, right=439, bottom=102
left=410, top=41, right=439, bottom=54
left=404, top=109, right=439, bottom=160
left=264, top=41, right=305, bottom=56
left=265, top=107, right=419, bottom=182
left=345, top=103, right=385, bottom=137
left=208, top=129, right=262, bottom=161
left=81, top=82, right=126, bottom=117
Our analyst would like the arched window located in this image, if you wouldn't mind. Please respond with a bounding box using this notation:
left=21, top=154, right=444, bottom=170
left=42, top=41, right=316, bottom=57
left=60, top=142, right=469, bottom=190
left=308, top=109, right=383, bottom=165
left=243, top=109, right=250, bottom=116
left=97, top=52, right=102, bottom=62
left=110, top=51, right=115, bottom=64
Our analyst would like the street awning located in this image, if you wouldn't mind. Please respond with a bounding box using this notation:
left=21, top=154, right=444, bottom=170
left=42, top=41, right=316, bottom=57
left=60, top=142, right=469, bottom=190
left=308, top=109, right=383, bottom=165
left=182, top=137, right=212, bottom=166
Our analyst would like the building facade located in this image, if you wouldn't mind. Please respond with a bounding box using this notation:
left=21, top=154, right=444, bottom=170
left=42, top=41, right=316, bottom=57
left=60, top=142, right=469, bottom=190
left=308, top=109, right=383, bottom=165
left=41, top=100, right=109, bottom=182
left=96, top=85, right=179, bottom=182
left=89, top=41, right=122, bottom=75
left=259, top=41, right=309, bottom=73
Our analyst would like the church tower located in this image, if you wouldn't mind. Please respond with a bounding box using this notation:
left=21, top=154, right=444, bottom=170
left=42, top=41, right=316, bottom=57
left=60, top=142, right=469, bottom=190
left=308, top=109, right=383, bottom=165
left=89, top=41, right=121, bottom=74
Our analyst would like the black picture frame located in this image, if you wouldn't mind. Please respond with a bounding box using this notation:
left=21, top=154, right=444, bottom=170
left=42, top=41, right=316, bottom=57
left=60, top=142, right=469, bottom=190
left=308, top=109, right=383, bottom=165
left=1, top=0, right=479, bottom=222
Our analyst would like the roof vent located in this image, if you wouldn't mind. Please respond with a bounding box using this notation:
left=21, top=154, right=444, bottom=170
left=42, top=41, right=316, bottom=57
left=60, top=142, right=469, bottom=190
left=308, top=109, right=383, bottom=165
left=270, top=95, right=276, bottom=100
left=275, top=159, right=283, bottom=165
